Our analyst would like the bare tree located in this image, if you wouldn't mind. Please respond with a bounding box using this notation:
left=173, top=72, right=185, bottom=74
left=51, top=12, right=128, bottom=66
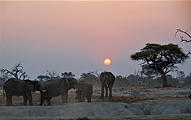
left=1, top=63, right=28, bottom=80
left=176, top=29, right=191, bottom=42
left=46, top=70, right=60, bottom=79
left=176, top=29, right=191, bottom=55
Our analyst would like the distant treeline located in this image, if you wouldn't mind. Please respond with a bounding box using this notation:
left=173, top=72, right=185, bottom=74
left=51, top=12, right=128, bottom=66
left=0, top=64, right=191, bottom=88
left=78, top=72, right=191, bottom=88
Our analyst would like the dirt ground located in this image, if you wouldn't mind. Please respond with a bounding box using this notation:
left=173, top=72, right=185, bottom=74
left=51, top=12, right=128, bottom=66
left=0, top=87, right=191, bottom=120
left=1, top=115, right=191, bottom=120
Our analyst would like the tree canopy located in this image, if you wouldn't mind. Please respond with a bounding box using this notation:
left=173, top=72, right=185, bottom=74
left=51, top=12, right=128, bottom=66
left=37, top=75, right=50, bottom=81
left=61, top=72, right=75, bottom=78
left=131, top=43, right=189, bottom=87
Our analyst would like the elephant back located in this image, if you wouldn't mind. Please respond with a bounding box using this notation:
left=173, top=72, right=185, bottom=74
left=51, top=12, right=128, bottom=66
left=24, top=80, right=37, bottom=92
left=100, top=72, right=115, bottom=82
left=4, top=78, right=28, bottom=96
left=64, top=78, right=78, bottom=89
left=76, top=83, right=93, bottom=94
left=41, top=79, right=68, bottom=97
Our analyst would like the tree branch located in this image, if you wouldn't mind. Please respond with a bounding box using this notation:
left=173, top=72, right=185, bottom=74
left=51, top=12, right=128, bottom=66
left=187, top=51, right=191, bottom=56
left=1, top=69, right=19, bottom=79
left=1, top=63, right=28, bottom=80
left=176, top=29, right=191, bottom=42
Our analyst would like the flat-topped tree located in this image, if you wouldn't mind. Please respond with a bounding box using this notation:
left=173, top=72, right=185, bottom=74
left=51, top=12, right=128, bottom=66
left=131, top=43, right=189, bottom=87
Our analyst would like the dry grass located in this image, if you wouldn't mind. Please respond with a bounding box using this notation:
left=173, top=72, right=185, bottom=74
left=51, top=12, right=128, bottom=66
left=0, top=87, right=189, bottom=106
left=157, top=96, right=188, bottom=100
left=0, top=91, right=77, bottom=106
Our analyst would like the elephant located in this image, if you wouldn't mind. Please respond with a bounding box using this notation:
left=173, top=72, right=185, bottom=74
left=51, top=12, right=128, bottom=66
left=100, top=72, right=115, bottom=99
left=40, top=78, right=77, bottom=106
left=76, top=82, right=93, bottom=102
left=3, top=78, right=41, bottom=106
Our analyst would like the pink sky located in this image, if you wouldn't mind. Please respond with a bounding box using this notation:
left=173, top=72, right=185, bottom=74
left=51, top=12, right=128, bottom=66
left=0, top=1, right=191, bottom=78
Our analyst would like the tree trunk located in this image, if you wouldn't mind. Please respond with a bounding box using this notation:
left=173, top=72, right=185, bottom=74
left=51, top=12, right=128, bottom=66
left=161, top=73, right=168, bottom=87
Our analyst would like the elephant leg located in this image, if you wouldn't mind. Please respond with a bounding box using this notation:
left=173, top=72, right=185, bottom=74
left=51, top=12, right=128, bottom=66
left=10, top=96, right=13, bottom=105
left=28, top=94, right=33, bottom=106
left=6, top=95, right=12, bottom=106
left=77, top=91, right=81, bottom=102
left=47, top=98, right=51, bottom=106
left=80, top=95, right=83, bottom=102
left=109, top=87, right=112, bottom=99
left=61, top=95, right=66, bottom=103
left=79, top=91, right=84, bottom=102
left=40, top=93, right=44, bottom=106
left=105, top=87, right=108, bottom=97
left=40, top=92, right=48, bottom=106
left=82, top=92, right=85, bottom=102
left=61, top=90, right=68, bottom=103
left=101, top=83, right=104, bottom=99
left=6, top=95, right=9, bottom=106
left=66, top=91, right=68, bottom=103
left=87, top=98, right=91, bottom=102
left=80, top=92, right=84, bottom=102
left=23, top=96, right=27, bottom=105
left=77, top=96, right=80, bottom=102
left=86, top=95, right=91, bottom=102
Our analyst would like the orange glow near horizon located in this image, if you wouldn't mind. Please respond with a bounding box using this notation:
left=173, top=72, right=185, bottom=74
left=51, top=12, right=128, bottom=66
left=104, top=59, right=111, bottom=66
left=1, top=1, right=191, bottom=77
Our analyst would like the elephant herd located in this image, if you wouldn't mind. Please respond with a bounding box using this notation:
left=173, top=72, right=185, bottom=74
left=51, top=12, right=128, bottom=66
left=2, top=72, right=115, bottom=106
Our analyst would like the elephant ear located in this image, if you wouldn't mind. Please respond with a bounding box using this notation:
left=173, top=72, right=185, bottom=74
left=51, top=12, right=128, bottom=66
left=33, top=81, right=41, bottom=91
left=24, top=81, right=35, bottom=92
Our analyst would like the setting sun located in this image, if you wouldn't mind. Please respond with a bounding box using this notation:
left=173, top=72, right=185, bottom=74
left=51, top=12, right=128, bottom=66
left=104, top=59, right=111, bottom=66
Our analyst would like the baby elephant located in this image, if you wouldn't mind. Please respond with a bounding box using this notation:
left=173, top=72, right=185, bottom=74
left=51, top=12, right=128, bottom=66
left=76, top=83, right=93, bottom=102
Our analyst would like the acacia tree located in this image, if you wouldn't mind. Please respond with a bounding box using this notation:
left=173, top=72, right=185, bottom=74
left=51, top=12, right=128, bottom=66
left=131, top=43, right=188, bottom=87
left=36, top=75, right=50, bottom=81
left=61, top=72, right=75, bottom=78
left=80, top=72, right=98, bottom=80
left=0, top=63, right=28, bottom=80
left=36, top=70, right=59, bottom=81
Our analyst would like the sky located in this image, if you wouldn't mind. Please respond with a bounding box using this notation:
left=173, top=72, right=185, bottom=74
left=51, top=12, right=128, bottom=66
left=0, top=1, right=191, bottom=79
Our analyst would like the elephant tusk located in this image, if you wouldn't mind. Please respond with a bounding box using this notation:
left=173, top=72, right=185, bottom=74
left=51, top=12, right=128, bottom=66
left=42, top=90, right=47, bottom=92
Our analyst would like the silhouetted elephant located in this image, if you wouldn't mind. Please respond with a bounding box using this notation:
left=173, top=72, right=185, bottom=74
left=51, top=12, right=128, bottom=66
left=76, top=82, right=93, bottom=102
left=40, top=78, right=77, bottom=105
left=3, top=78, right=41, bottom=106
left=100, top=72, right=115, bottom=99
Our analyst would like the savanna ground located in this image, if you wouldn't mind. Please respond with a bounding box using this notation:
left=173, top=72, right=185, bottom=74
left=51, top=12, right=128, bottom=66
left=0, top=87, right=191, bottom=120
